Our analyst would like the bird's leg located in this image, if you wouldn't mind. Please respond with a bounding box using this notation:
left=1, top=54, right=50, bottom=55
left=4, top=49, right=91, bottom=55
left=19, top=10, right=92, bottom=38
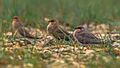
left=33, top=29, right=38, bottom=45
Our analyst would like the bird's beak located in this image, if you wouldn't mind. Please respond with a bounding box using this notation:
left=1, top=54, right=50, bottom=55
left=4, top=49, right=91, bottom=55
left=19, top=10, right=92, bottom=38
left=44, top=17, right=50, bottom=22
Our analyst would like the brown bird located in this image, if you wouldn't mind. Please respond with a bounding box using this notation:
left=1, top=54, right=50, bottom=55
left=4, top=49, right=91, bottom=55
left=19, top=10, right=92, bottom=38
left=73, top=26, right=103, bottom=44
left=44, top=18, right=74, bottom=41
left=12, top=16, right=39, bottom=39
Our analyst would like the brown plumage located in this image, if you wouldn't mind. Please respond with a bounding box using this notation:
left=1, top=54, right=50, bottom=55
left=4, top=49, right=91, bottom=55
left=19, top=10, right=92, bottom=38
left=73, top=26, right=102, bottom=44
left=44, top=18, right=74, bottom=41
left=12, top=16, right=39, bottom=39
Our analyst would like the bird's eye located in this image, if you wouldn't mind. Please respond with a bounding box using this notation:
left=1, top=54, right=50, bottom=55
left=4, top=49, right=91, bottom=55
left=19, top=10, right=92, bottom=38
left=49, top=20, right=55, bottom=22
left=79, top=27, right=83, bottom=29
left=13, top=16, right=18, bottom=19
left=79, top=27, right=85, bottom=30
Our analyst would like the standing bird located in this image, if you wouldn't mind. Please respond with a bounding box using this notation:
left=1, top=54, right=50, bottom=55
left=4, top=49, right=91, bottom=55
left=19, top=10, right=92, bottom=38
left=12, top=16, right=39, bottom=39
left=73, top=26, right=103, bottom=44
left=44, top=18, right=74, bottom=41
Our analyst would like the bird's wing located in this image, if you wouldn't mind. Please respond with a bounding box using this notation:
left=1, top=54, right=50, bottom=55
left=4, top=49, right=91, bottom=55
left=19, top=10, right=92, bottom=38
left=18, top=26, right=37, bottom=38
left=18, top=27, right=30, bottom=36
left=50, top=26, right=70, bottom=40
left=76, top=32, right=100, bottom=43
left=57, top=26, right=70, bottom=35
left=75, top=32, right=102, bottom=44
left=80, top=32, right=99, bottom=40
left=17, top=21, right=24, bottom=27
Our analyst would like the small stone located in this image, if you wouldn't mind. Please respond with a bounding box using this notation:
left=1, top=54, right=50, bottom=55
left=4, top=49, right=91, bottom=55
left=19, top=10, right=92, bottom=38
left=85, top=50, right=95, bottom=55
left=112, top=42, right=120, bottom=46
left=46, top=36, right=54, bottom=40
left=52, top=53, right=60, bottom=59
left=24, top=63, right=33, bottom=68
left=13, top=41, right=17, bottom=45
left=4, top=43, right=13, bottom=47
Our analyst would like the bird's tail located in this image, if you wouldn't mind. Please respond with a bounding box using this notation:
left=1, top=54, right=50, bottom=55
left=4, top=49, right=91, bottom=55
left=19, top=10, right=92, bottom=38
left=18, top=27, right=41, bottom=39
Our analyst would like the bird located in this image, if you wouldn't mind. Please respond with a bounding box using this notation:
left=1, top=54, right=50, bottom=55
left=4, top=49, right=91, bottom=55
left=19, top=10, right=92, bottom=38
left=12, top=16, right=39, bottom=39
left=44, top=18, right=74, bottom=41
left=73, top=26, right=103, bottom=44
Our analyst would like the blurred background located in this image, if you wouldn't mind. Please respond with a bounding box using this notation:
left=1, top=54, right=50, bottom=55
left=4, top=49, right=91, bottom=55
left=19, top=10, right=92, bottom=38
left=0, top=1, right=120, bottom=67
left=0, top=0, right=120, bottom=33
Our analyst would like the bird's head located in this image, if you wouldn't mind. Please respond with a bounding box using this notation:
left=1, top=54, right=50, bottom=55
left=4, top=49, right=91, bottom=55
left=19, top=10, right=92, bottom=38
left=13, top=16, right=19, bottom=20
left=48, top=19, right=56, bottom=23
left=12, top=16, right=19, bottom=24
left=44, top=17, right=58, bottom=25
left=75, top=26, right=85, bottom=32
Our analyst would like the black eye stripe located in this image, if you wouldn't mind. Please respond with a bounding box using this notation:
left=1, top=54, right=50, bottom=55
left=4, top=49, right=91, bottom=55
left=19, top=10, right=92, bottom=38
left=75, top=27, right=84, bottom=29
left=48, top=20, right=55, bottom=22
left=13, top=16, right=18, bottom=19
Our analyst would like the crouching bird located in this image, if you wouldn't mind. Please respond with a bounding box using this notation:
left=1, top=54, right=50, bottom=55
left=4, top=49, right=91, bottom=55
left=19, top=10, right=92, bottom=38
left=44, top=18, right=74, bottom=41
left=12, top=16, right=39, bottom=39
left=73, top=26, right=104, bottom=44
